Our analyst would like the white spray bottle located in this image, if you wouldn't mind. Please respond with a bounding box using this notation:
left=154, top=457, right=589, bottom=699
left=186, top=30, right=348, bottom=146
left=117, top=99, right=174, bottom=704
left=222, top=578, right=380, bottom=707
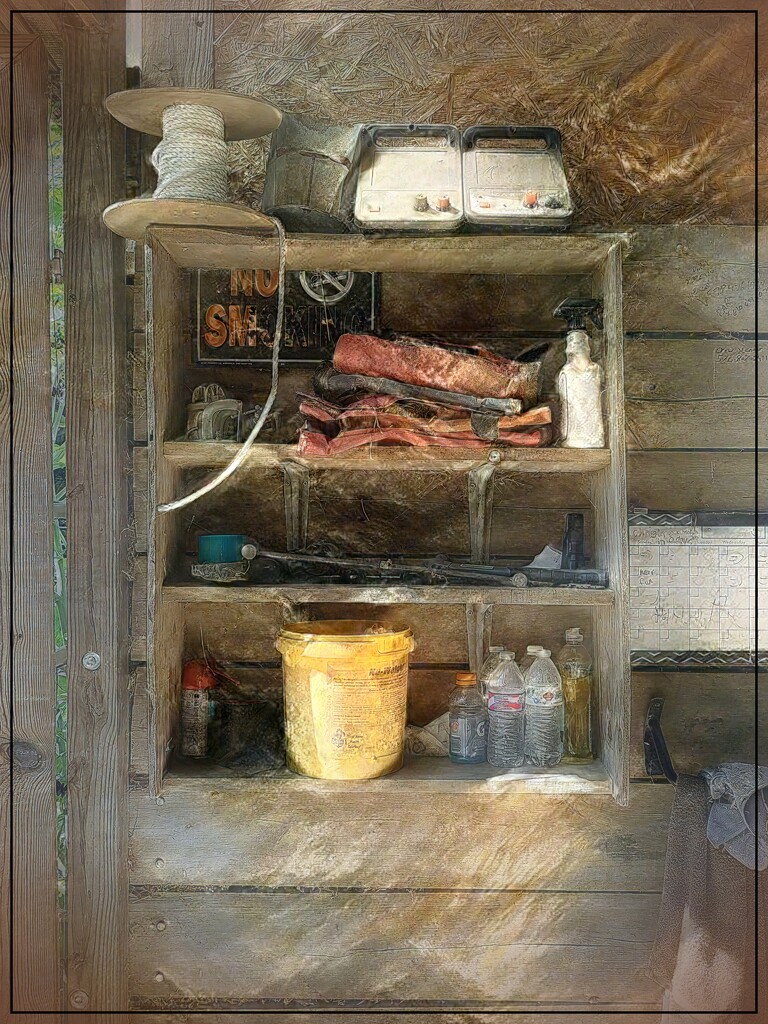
left=553, top=298, right=605, bottom=449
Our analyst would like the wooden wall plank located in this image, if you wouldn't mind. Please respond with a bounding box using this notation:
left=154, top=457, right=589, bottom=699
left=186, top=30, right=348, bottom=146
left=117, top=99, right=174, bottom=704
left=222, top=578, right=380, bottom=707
left=623, top=226, right=760, bottom=333
left=628, top=451, right=764, bottom=511
left=381, top=272, right=592, bottom=334
left=6, top=38, right=60, bottom=1015
left=141, top=0, right=214, bottom=90
left=631, top=672, right=766, bottom=778
left=131, top=555, right=147, bottom=662
left=129, top=666, right=149, bottom=781
left=127, top=889, right=662, bottom=1007
left=590, top=245, right=631, bottom=805
left=626, top=398, right=764, bottom=450
left=133, top=445, right=147, bottom=554
left=128, top=782, right=671, bottom=891
left=145, top=238, right=186, bottom=792
left=0, top=56, right=10, bottom=1024
left=625, top=336, right=766, bottom=449
left=63, top=16, right=129, bottom=1014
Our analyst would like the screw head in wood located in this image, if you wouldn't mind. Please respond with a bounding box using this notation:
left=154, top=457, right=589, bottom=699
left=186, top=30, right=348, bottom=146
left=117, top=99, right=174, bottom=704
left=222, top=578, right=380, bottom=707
left=488, top=450, right=501, bottom=464
left=82, top=652, right=101, bottom=670
left=155, top=972, right=165, bottom=983
left=155, top=858, right=165, bottom=868
left=70, top=990, right=89, bottom=1009
left=156, top=920, right=167, bottom=932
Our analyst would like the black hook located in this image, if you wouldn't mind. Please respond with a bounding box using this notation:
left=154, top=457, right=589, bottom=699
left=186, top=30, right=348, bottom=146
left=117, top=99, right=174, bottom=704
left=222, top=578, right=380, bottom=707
left=644, top=697, right=678, bottom=784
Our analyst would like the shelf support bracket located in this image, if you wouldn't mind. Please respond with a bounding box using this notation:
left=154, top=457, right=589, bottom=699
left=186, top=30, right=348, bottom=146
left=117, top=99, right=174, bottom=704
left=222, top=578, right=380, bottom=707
left=466, top=602, right=493, bottom=675
left=281, top=460, right=310, bottom=552
left=468, top=463, right=496, bottom=563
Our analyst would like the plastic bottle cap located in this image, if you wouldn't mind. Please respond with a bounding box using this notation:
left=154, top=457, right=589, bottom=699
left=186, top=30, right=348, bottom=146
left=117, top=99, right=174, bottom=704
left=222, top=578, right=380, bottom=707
left=536, top=649, right=551, bottom=658
left=565, top=628, right=583, bottom=643
left=488, top=646, right=505, bottom=653
left=526, top=645, right=544, bottom=654
left=182, top=660, right=218, bottom=690
left=455, top=672, right=477, bottom=686
left=499, top=651, right=515, bottom=660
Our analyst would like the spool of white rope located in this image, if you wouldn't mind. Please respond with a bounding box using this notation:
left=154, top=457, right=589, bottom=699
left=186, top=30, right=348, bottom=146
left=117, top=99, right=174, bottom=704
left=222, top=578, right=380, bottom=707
left=102, top=87, right=282, bottom=240
left=151, top=103, right=228, bottom=202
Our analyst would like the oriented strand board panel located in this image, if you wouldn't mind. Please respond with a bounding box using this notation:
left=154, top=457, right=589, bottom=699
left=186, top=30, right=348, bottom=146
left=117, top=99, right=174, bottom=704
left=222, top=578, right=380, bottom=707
left=128, top=889, right=662, bottom=1007
left=215, top=11, right=756, bottom=225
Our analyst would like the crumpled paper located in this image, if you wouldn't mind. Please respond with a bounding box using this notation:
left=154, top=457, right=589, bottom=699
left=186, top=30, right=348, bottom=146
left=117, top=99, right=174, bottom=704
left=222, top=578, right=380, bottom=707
left=405, top=712, right=449, bottom=756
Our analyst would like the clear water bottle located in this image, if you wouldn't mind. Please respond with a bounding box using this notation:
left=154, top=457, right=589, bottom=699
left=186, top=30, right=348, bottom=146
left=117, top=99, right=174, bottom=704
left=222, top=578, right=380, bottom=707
left=478, top=645, right=507, bottom=701
left=487, top=652, right=525, bottom=768
left=448, top=672, right=487, bottom=764
left=523, top=649, right=563, bottom=767
left=519, top=644, right=544, bottom=676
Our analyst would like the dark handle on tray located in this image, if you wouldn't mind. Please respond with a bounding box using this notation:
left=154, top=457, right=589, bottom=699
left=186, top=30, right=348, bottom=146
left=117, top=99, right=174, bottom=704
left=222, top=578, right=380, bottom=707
left=463, top=125, right=562, bottom=153
left=365, top=123, right=460, bottom=149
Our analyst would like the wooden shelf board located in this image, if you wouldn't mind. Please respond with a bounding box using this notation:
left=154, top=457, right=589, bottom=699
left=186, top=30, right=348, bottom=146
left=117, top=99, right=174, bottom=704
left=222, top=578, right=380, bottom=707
left=163, top=582, right=615, bottom=607
left=150, top=226, right=631, bottom=275
left=167, top=754, right=612, bottom=796
left=164, top=441, right=611, bottom=473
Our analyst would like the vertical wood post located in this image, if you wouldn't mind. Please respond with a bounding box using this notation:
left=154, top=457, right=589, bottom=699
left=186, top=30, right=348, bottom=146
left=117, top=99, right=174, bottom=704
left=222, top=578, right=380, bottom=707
left=63, top=14, right=130, bottom=1013
left=2, top=39, right=62, bottom=1016
left=465, top=603, right=493, bottom=676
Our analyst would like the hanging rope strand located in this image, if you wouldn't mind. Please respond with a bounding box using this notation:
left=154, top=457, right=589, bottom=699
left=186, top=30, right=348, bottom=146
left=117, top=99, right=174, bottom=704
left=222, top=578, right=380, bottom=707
left=158, top=216, right=287, bottom=514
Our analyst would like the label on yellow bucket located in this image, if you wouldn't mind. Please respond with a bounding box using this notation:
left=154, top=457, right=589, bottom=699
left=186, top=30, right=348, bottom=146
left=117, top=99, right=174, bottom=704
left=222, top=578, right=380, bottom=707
left=315, top=662, right=407, bottom=762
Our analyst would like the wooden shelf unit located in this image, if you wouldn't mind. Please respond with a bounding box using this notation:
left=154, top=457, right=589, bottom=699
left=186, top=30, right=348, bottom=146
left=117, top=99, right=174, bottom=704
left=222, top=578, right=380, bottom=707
left=144, top=226, right=631, bottom=805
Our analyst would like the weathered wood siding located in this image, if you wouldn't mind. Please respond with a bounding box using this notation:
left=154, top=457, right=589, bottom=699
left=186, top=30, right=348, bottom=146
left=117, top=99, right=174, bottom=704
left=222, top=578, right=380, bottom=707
left=63, top=13, right=131, bottom=1017
left=3, top=37, right=60, bottom=1016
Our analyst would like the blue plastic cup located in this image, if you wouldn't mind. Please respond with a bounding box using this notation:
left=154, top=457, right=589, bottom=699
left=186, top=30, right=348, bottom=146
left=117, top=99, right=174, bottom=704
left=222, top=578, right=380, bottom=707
left=197, top=534, right=247, bottom=564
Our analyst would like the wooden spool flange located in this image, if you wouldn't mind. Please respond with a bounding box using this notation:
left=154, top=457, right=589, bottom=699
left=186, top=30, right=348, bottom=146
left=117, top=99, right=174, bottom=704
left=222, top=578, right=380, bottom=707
left=105, top=87, right=282, bottom=139
left=102, top=197, right=275, bottom=242
left=103, top=88, right=283, bottom=240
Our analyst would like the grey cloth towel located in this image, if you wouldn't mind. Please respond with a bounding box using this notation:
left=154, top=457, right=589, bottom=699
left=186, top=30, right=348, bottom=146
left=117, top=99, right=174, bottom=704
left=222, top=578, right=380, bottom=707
left=701, top=762, right=768, bottom=871
left=650, top=774, right=766, bottom=1023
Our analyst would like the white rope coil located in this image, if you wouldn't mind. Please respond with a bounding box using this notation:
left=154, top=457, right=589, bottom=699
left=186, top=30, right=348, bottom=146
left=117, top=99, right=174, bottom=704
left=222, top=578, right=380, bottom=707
left=151, top=103, right=228, bottom=201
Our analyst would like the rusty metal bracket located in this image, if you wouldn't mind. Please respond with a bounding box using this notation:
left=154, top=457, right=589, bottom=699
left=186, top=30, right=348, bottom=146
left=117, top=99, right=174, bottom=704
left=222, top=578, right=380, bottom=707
left=467, top=462, right=496, bottom=564
left=281, top=460, right=310, bottom=552
left=644, top=697, right=678, bottom=784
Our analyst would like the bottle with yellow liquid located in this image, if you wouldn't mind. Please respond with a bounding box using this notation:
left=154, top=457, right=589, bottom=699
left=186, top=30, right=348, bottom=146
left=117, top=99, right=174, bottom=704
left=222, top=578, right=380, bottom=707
left=556, top=628, right=593, bottom=761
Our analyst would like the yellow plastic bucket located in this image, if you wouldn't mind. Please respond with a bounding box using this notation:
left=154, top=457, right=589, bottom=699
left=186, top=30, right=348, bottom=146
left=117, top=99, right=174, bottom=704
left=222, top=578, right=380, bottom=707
left=276, top=619, right=414, bottom=780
